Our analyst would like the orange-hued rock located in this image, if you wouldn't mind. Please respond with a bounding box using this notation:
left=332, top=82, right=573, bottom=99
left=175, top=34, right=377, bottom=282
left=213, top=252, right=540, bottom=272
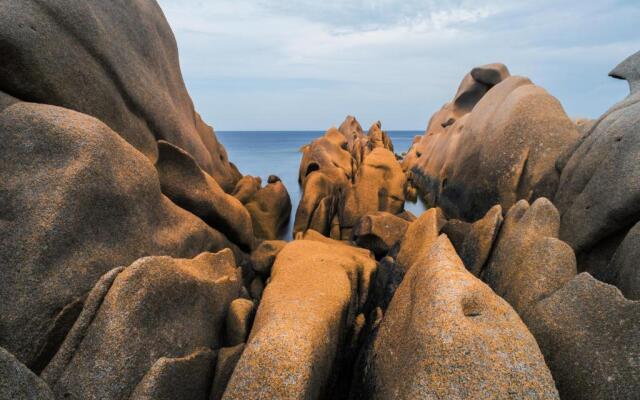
left=294, top=170, right=345, bottom=237
left=299, top=127, right=354, bottom=185
left=245, top=176, right=292, bottom=240
left=483, top=198, right=577, bottom=319
left=232, top=176, right=262, bottom=205
left=361, top=236, right=559, bottom=399
left=156, top=140, right=255, bottom=251
left=340, top=148, right=407, bottom=239
left=396, top=208, right=447, bottom=270
left=0, top=96, right=237, bottom=370
left=353, top=212, right=410, bottom=258
left=410, top=65, right=579, bottom=221
left=0, top=0, right=238, bottom=191
left=42, top=250, right=241, bottom=400
left=223, top=240, right=377, bottom=399
left=366, top=121, right=394, bottom=153
left=250, top=240, right=287, bottom=276
left=528, top=273, right=640, bottom=400
left=555, top=51, right=640, bottom=279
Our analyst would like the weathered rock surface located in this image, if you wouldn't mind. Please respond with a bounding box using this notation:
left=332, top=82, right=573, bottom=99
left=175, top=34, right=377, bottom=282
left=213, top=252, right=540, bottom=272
left=396, top=207, right=447, bottom=270
left=360, top=236, right=559, bottom=399
left=232, top=176, right=262, bottom=204
left=0, top=0, right=238, bottom=190
left=0, top=346, right=55, bottom=400
left=444, top=204, right=503, bottom=276
left=340, top=148, right=407, bottom=239
left=410, top=66, right=579, bottom=221
left=225, top=299, right=255, bottom=346
left=555, top=51, right=640, bottom=279
left=223, top=240, right=377, bottom=399
left=295, top=119, right=405, bottom=240
left=528, top=273, right=640, bottom=400
left=0, top=95, right=234, bottom=370
left=483, top=198, right=577, bottom=318
left=210, top=344, right=245, bottom=400
left=353, top=212, right=410, bottom=258
left=129, top=348, right=216, bottom=400
left=245, top=176, right=292, bottom=240
left=156, top=140, right=255, bottom=251
left=250, top=240, right=287, bottom=276
left=606, top=220, right=640, bottom=299
left=42, top=250, right=241, bottom=400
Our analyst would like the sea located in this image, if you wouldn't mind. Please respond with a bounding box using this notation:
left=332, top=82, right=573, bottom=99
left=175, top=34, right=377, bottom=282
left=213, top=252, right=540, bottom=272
left=217, top=130, right=428, bottom=240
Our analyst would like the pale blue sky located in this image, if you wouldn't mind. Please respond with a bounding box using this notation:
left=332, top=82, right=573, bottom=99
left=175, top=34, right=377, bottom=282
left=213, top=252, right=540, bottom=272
left=157, top=0, right=639, bottom=131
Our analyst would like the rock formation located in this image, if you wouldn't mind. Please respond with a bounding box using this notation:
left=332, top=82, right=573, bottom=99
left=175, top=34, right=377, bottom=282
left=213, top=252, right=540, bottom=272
left=555, top=51, right=640, bottom=283
left=294, top=117, right=407, bottom=240
left=1, top=1, right=639, bottom=399
left=42, top=250, right=242, bottom=400
left=358, top=236, right=559, bottom=399
left=223, top=239, right=377, bottom=398
left=408, top=63, right=579, bottom=221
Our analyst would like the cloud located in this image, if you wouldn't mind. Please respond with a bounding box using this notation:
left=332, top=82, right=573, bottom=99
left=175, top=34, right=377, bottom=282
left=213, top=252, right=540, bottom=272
left=157, top=0, right=640, bottom=131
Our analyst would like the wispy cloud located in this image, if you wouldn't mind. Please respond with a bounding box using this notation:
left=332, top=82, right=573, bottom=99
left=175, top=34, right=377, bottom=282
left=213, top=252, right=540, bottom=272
left=157, top=0, right=639, bottom=131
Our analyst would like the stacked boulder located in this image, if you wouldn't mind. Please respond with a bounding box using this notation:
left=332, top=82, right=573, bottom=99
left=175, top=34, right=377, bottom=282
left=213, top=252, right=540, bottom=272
left=0, top=0, right=289, bottom=396
left=295, top=117, right=407, bottom=240
left=405, top=63, right=580, bottom=221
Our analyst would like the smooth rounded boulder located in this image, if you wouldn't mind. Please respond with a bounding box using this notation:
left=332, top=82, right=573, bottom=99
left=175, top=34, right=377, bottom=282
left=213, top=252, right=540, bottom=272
left=482, top=198, right=577, bottom=319
left=156, top=140, right=255, bottom=251
left=411, top=67, right=579, bottom=221
left=42, top=250, right=242, bottom=400
left=528, top=273, right=640, bottom=400
left=223, top=240, right=377, bottom=399
left=360, top=236, right=559, bottom=399
left=555, top=50, right=640, bottom=279
left=0, top=0, right=238, bottom=190
left=0, top=95, right=234, bottom=370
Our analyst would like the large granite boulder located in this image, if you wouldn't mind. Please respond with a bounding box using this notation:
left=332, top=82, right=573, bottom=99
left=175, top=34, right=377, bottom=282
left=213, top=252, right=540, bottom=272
left=353, top=212, right=410, bottom=258
left=411, top=66, right=579, bottom=221
left=223, top=239, right=377, bottom=399
left=0, top=0, right=238, bottom=191
left=396, top=208, right=447, bottom=270
left=360, top=236, right=559, bottom=399
left=129, top=348, right=216, bottom=400
left=0, top=95, right=234, bottom=370
left=443, top=204, right=503, bottom=276
left=156, top=140, right=255, bottom=251
left=340, top=148, right=406, bottom=239
left=0, top=347, right=55, bottom=400
left=528, top=273, right=640, bottom=400
left=42, top=250, right=242, bottom=400
left=245, top=176, right=292, bottom=240
left=299, top=127, right=354, bottom=185
left=555, top=51, right=640, bottom=279
left=293, top=171, right=343, bottom=237
left=606, top=220, right=640, bottom=299
left=483, top=198, right=577, bottom=319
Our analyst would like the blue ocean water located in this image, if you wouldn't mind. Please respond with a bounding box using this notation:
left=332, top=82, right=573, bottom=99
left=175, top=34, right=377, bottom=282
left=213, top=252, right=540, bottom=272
left=217, top=130, right=427, bottom=239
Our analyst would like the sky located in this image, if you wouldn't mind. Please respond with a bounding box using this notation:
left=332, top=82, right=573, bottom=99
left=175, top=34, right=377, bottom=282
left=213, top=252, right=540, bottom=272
left=157, top=0, right=640, bottom=131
